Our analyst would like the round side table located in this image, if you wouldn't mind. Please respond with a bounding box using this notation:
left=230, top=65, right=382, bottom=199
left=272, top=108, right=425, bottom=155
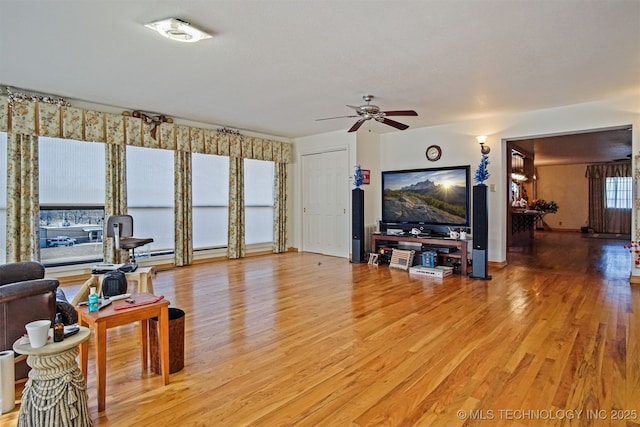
left=13, top=327, right=92, bottom=427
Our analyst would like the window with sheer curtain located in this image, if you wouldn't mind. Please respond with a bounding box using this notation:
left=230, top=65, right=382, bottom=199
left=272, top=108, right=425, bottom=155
left=587, top=163, right=632, bottom=235
left=605, top=177, right=632, bottom=209
left=604, top=176, right=632, bottom=235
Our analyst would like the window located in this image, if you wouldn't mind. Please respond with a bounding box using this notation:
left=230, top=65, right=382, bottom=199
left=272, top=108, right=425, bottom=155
left=244, top=159, right=274, bottom=245
left=126, top=146, right=174, bottom=254
left=39, top=137, right=105, bottom=266
left=605, top=177, right=632, bottom=209
left=192, top=153, right=229, bottom=249
left=1, top=130, right=277, bottom=264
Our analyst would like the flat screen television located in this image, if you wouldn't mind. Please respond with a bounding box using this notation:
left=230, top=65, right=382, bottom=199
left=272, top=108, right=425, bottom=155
left=381, top=165, right=471, bottom=235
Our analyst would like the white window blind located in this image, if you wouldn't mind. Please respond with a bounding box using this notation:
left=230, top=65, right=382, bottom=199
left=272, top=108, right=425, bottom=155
left=39, top=137, right=106, bottom=265
left=126, top=146, right=174, bottom=252
left=244, top=159, right=274, bottom=245
left=192, top=153, right=229, bottom=249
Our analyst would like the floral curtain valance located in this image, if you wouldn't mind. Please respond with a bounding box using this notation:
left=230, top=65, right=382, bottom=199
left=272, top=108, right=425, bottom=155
left=0, top=95, right=293, bottom=163
left=585, top=162, right=631, bottom=178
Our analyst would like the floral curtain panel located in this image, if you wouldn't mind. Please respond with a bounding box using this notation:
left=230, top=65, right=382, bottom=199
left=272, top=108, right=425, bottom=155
left=103, top=142, right=128, bottom=263
left=227, top=156, right=245, bottom=259
left=273, top=162, right=287, bottom=253
left=174, top=150, right=193, bottom=266
left=6, top=133, right=40, bottom=262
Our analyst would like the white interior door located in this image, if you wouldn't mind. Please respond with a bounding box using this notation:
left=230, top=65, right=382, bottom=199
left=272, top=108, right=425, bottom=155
left=302, top=150, right=349, bottom=257
left=302, top=153, right=324, bottom=254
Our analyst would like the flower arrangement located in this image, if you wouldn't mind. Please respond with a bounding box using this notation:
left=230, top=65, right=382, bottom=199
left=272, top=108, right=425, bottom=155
left=474, top=153, right=490, bottom=185
left=353, top=165, right=364, bottom=188
left=528, top=199, right=559, bottom=213
left=624, top=241, right=640, bottom=267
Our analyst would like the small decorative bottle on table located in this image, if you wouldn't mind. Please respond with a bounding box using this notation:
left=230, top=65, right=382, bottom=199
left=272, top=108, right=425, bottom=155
left=53, top=313, right=64, bottom=343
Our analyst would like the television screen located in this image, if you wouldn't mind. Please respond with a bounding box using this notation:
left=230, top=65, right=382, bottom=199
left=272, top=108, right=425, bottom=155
left=381, top=165, right=471, bottom=229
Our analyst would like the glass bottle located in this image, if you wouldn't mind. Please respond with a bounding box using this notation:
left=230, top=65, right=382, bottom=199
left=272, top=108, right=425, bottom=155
left=53, top=313, right=64, bottom=342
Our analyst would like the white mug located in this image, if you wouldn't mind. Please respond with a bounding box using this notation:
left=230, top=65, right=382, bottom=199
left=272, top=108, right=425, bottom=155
left=25, top=320, right=51, bottom=348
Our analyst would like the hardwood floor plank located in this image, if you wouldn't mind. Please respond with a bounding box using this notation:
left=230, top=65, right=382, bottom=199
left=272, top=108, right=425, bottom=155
left=2, top=232, right=639, bottom=426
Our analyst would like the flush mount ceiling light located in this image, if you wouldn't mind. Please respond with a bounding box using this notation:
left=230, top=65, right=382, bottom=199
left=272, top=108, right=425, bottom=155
left=144, top=18, right=211, bottom=43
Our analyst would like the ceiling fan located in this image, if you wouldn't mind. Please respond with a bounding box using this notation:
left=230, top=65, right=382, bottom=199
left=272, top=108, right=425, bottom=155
left=316, top=95, right=418, bottom=132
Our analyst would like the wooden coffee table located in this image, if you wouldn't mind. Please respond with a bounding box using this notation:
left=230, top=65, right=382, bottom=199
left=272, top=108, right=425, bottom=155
left=76, top=293, right=170, bottom=412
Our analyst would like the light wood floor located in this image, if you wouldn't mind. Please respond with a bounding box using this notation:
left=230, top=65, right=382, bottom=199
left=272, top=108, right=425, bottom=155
left=3, top=232, right=639, bottom=426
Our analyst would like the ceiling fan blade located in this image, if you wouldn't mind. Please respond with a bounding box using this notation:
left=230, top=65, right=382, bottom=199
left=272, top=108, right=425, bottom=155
left=380, top=117, right=410, bottom=130
left=348, top=119, right=366, bottom=132
left=383, top=110, right=418, bottom=117
left=316, top=115, right=359, bottom=121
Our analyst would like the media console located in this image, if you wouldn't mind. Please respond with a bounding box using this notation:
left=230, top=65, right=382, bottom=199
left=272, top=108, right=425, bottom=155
left=371, top=233, right=468, bottom=276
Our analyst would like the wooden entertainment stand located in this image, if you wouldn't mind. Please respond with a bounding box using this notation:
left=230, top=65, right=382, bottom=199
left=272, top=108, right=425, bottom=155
left=371, top=233, right=469, bottom=276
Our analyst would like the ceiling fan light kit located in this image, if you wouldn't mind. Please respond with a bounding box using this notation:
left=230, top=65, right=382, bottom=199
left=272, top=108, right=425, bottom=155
left=317, top=95, right=418, bottom=133
left=144, top=18, right=212, bottom=43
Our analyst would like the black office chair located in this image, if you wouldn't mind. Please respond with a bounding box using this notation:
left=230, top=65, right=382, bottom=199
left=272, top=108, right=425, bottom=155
left=106, top=215, right=154, bottom=269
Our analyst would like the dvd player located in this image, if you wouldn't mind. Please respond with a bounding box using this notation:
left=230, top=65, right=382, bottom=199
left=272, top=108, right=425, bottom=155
left=422, top=245, right=459, bottom=254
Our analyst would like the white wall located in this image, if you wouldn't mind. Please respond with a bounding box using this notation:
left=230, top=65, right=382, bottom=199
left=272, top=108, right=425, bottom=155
left=379, top=123, right=503, bottom=257
left=292, top=130, right=356, bottom=251
left=355, top=131, right=381, bottom=230
left=379, top=93, right=640, bottom=263
left=292, top=93, right=640, bottom=269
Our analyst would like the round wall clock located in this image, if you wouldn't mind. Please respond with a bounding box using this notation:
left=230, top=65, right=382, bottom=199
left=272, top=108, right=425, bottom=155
left=426, top=145, right=442, bottom=161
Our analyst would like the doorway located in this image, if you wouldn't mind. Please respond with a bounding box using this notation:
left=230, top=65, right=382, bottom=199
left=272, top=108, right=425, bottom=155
left=506, top=125, right=633, bottom=249
left=301, top=150, right=349, bottom=257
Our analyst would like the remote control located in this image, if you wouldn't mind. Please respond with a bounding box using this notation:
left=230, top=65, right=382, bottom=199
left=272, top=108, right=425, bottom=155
left=64, top=325, right=80, bottom=338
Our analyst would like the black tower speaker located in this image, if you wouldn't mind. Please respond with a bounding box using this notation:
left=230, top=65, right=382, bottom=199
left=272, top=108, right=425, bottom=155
left=471, top=185, right=491, bottom=279
left=352, top=188, right=365, bottom=263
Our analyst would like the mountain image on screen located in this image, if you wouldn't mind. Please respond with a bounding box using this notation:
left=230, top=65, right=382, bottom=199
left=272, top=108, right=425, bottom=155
left=383, top=178, right=467, bottom=223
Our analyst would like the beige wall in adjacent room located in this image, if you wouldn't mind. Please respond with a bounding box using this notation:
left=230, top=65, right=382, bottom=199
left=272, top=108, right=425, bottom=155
left=535, top=163, right=589, bottom=231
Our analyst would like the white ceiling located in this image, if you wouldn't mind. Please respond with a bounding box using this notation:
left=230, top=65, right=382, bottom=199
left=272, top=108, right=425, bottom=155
left=1, top=0, right=639, bottom=162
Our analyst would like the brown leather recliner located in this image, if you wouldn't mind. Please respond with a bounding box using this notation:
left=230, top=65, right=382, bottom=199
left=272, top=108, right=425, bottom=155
left=0, top=261, right=60, bottom=381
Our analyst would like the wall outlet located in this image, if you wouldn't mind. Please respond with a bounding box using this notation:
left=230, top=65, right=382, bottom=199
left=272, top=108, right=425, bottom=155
left=489, top=184, right=496, bottom=192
